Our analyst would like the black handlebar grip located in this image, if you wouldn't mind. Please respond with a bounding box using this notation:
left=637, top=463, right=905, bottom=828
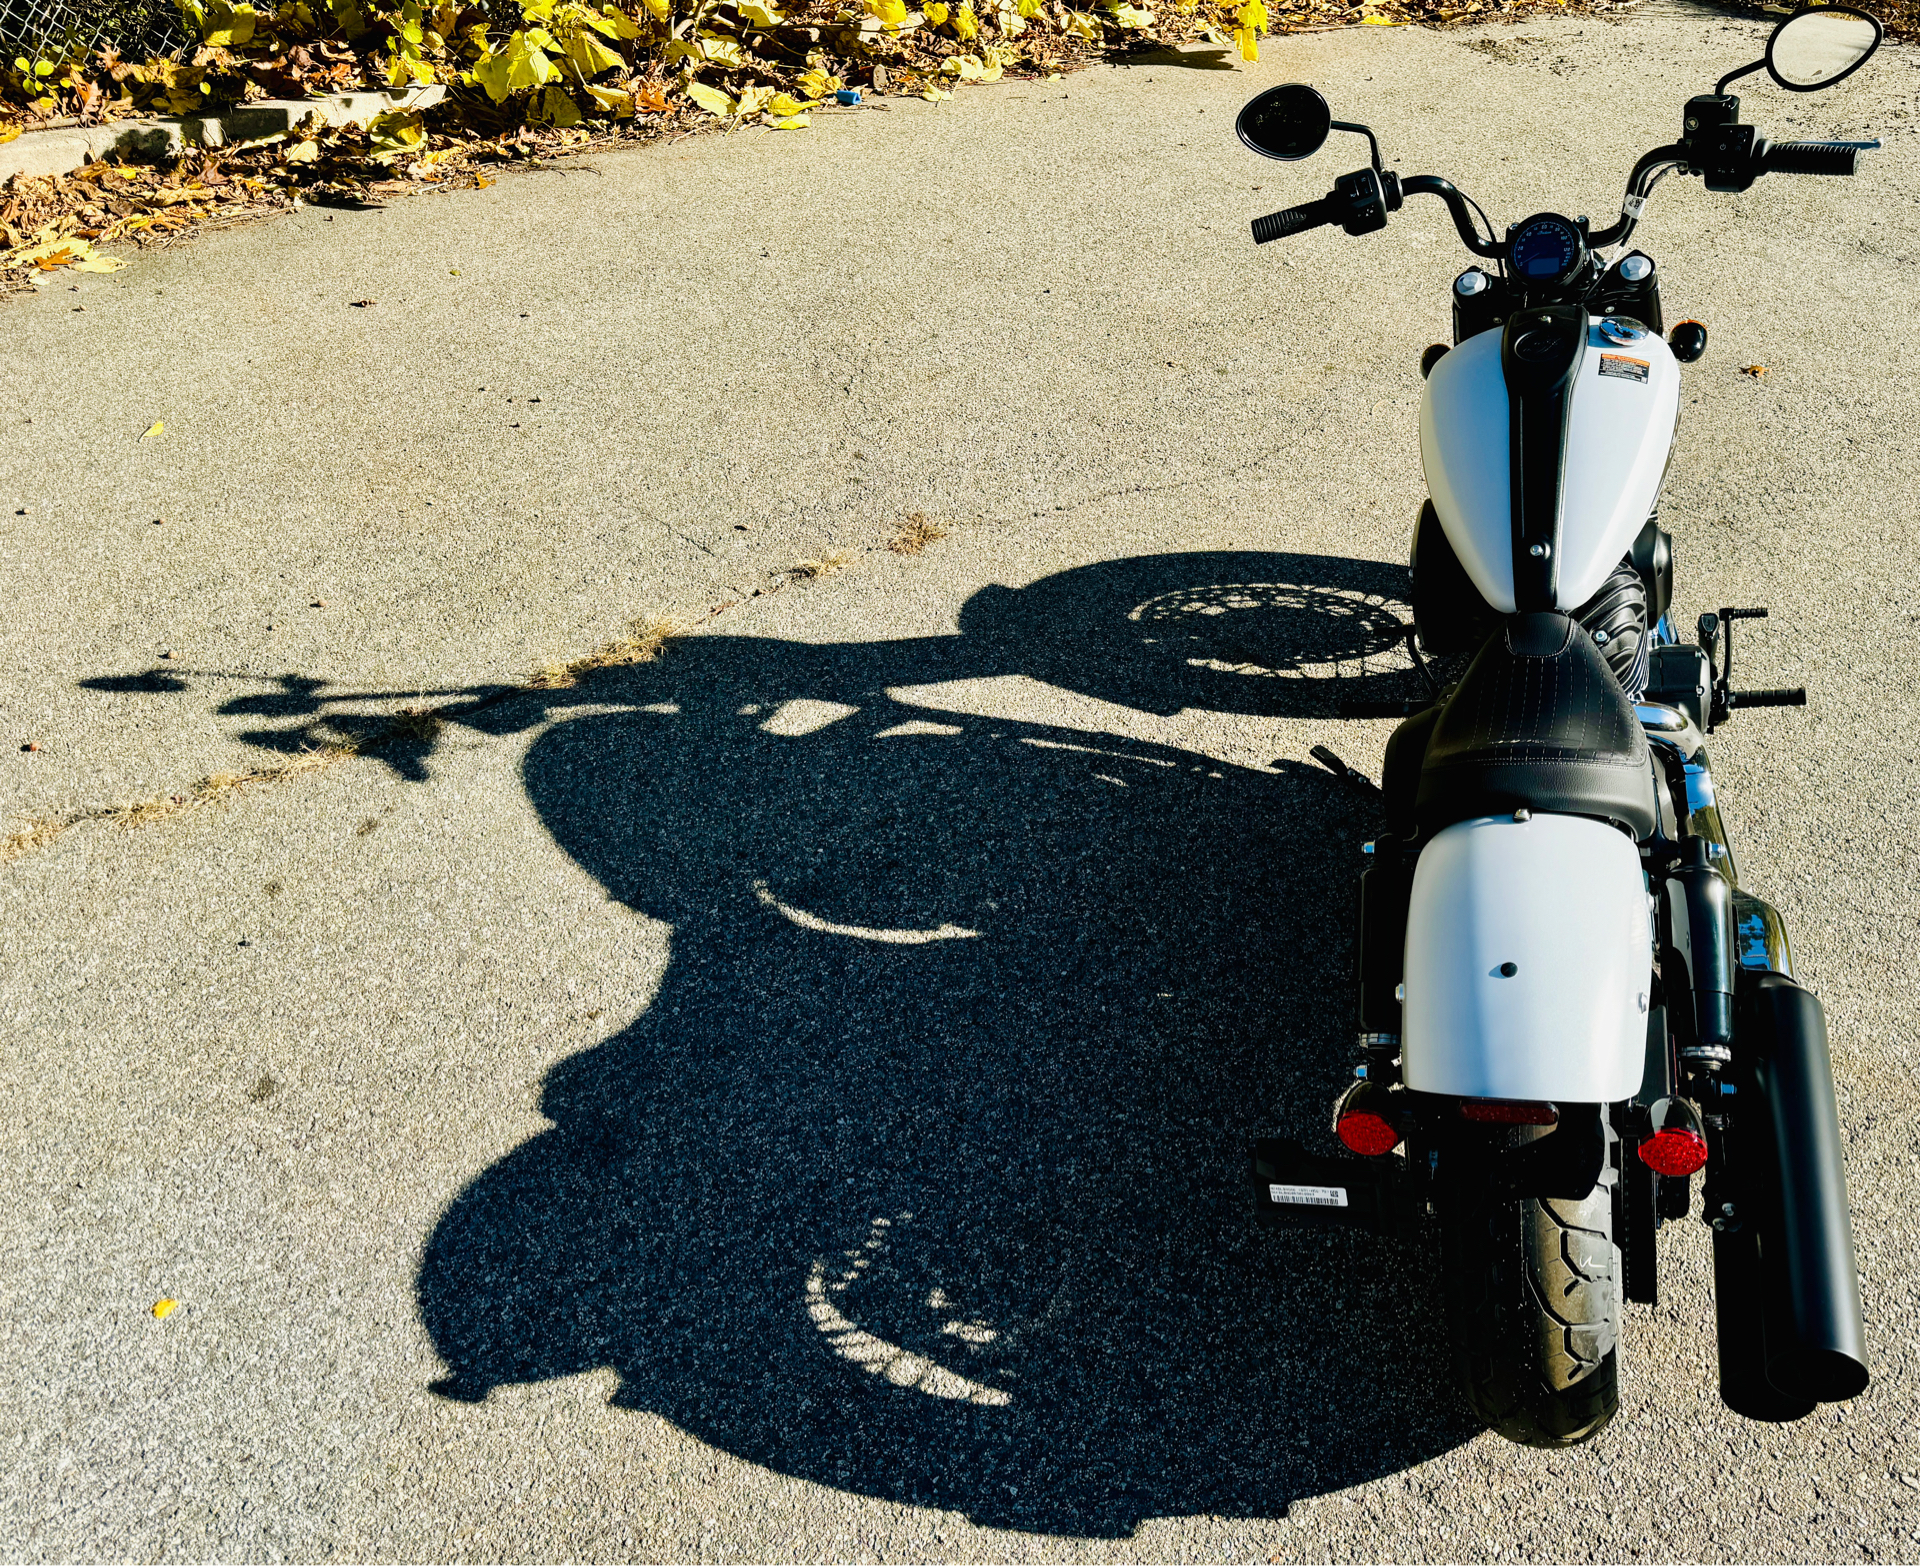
left=1760, top=140, right=1860, bottom=177
left=1251, top=197, right=1337, bottom=244
left=1727, top=687, right=1808, bottom=709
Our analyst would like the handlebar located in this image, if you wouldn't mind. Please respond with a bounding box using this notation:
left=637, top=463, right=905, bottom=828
left=1251, top=126, right=1874, bottom=255
left=1251, top=197, right=1338, bottom=244
left=1251, top=173, right=1503, bottom=255
left=1757, top=139, right=1862, bottom=177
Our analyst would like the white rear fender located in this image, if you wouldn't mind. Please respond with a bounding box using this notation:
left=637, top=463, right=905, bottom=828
left=1402, top=814, right=1652, bottom=1103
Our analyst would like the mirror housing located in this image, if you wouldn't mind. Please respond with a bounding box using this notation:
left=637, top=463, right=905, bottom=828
left=1237, top=84, right=1332, bottom=161
left=1715, top=4, right=1882, bottom=96
left=1766, top=5, right=1882, bottom=91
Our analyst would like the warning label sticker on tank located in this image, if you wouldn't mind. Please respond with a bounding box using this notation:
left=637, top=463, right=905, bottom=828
left=1268, top=1183, right=1349, bottom=1208
left=1599, top=353, right=1651, bottom=383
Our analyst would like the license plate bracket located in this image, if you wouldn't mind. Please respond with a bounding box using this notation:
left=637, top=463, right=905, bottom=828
left=1252, top=1137, right=1417, bottom=1237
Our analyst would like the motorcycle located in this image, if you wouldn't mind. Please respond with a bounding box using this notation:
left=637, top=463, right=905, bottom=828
left=1237, top=5, right=1881, bottom=1446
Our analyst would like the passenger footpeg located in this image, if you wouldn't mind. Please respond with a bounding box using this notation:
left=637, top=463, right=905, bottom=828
left=1252, top=1138, right=1418, bottom=1237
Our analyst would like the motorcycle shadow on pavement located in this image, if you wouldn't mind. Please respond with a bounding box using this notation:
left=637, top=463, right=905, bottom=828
left=190, top=549, right=1475, bottom=1534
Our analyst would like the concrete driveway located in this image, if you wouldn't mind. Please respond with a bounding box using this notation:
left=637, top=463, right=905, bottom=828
left=4, top=8, right=1919, bottom=1560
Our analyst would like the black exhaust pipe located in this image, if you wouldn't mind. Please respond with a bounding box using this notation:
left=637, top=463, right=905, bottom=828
left=1711, top=1224, right=1816, bottom=1422
left=1744, top=974, right=1870, bottom=1405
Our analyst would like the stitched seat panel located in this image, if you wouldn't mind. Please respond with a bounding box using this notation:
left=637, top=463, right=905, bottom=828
left=1416, top=613, right=1657, bottom=838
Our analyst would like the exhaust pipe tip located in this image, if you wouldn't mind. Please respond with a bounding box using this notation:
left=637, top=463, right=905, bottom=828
left=1768, top=1345, right=1870, bottom=1406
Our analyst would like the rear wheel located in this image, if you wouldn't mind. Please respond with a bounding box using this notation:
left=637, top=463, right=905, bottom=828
left=1440, top=1182, right=1620, bottom=1447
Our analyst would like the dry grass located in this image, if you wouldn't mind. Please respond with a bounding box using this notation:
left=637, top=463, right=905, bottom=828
left=2, top=744, right=358, bottom=864
left=387, top=705, right=447, bottom=742
left=528, top=615, right=682, bottom=690
left=783, top=551, right=853, bottom=585
left=887, top=513, right=949, bottom=557
left=1, top=815, right=72, bottom=861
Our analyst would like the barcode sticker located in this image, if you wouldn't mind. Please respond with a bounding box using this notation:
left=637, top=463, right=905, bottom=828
left=1268, top=1183, right=1349, bottom=1208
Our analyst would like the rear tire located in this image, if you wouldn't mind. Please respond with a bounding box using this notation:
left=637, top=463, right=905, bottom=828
left=1441, top=1183, right=1620, bottom=1447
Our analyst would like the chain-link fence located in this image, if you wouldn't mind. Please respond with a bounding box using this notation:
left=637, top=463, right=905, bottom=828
left=0, top=0, right=188, bottom=58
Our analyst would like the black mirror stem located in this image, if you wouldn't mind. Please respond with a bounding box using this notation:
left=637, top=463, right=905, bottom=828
left=1333, top=119, right=1385, bottom=173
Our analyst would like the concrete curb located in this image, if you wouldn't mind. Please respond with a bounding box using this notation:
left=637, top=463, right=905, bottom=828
left=0, top=85, right=446, bottom=183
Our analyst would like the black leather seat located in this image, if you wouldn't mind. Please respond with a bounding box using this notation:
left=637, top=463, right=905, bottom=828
left=1414, top=612, right=1658, bottom=839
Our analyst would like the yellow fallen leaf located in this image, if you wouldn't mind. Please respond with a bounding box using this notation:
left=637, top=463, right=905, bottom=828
left=686, top=80, right=734, bottom=115
left=736, top=0, right=784, bottom=23
left=7, top=232, right=128, bottom=275
left=152, top=1298, right=177, bottom=1319
left=764, top=111, right=811, bottom=128
left=694, top=34, right=745, bottom=66
left=765, top=91, right=816, bottom=116
left=734, top=83, right=777, bottom=115
left=450, top=268, right=461, bottom=274
left=866, top=0, right=907, bottom=23
left=474, top=174, right=494, bottom=188
left=142, top=420, right=165, bottom=440
left=921, top=84, right=953, bottom=99
left=924, top=0, right=948, bottom=19
left=0, top=121, right=21, bottom=146
left=368, top=109, right=426, bottom=158
left=1234, top=23, right=1257, bottom=58
left=581, top=80, right=634, bottom=114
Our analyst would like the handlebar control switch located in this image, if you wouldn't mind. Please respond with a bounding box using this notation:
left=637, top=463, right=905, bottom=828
left=1669, top=320, right=1708, bottom=364
left=1682, top=93, right=1763, bottom=192
left=1332, top=166, right=1400, bottom=236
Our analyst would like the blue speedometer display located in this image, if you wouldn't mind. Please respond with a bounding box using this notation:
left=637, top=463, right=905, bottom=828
left=1511, top=216, right=1582, bottom=282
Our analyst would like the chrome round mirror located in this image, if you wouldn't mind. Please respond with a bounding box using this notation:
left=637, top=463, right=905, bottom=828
left=1236, top=84, right=1332, bottom=161
left=1767, top=5, right=1882, bottom=92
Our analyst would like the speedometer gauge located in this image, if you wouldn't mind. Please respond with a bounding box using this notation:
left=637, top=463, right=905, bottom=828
left=1509, top=214, right=1587, bottom=285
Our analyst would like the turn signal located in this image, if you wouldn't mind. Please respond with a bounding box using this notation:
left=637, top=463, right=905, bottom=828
left=1337, top=1108, right=1401, bottom=1157
left=1638, top=1126, right=1710, bottom=1177
left=1458, top=1098, right=1558, bottom=1126
left=1669, top=319, right=1708, bottom=364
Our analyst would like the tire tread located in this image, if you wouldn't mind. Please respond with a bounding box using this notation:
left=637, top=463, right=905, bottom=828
left=1443, top=1185, right=1620, bottom=1447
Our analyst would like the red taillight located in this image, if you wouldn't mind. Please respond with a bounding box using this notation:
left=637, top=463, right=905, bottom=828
left=1638, top=1126, right=1709, bottom=1177
left=1457, top=1099, right=1559, bottom=1126
left=1337, top=1109, right=1401, bottom=1156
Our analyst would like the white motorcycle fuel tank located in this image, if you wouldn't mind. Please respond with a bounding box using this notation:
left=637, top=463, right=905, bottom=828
left=1420, top=317, right=1681, bottom=613
left=1402, top=813, right=1652, bottom=1103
